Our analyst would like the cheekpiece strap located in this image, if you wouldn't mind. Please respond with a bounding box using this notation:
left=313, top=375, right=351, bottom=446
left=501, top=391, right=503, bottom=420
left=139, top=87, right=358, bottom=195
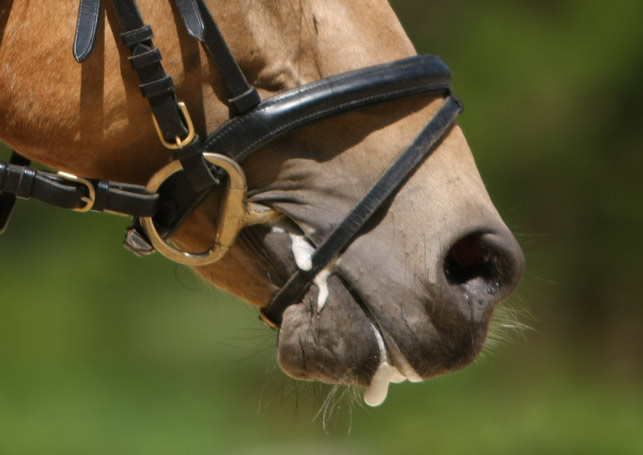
left=73, top=0, right=104, bottom=62
left=175, top=0, right=261, bottom=115
left=111, top=0, right=219, bottom=232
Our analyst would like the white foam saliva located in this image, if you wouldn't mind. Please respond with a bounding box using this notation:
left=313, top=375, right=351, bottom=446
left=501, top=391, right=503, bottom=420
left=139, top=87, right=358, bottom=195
left=363, top=325, right=424, bottom=407
left=313, top=268, right=331, bottom=311
left=288, top=232, right=333, bottom=311
left=289, top=233, right=314, bottom=272
left=283, top=229, right=332, bottom=311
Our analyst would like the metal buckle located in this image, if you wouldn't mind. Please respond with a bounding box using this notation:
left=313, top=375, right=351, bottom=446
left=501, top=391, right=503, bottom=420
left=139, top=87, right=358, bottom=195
left=152, top=102, right=196, bottom=150
left=139, top=153, right=279, bottom=266
left=259, top=309, right=279, bottom=329
left=57, top=171, right=96, bottom=212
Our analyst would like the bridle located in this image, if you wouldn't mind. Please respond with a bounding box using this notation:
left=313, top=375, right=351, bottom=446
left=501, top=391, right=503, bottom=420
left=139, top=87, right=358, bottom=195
left=0, top=0, right=463, bottom=327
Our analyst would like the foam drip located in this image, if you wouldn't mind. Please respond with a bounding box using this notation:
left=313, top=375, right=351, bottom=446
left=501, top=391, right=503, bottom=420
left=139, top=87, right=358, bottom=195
left=363, top=325, right=410, bottom=407
left=289, top=233, right=314, bottom=271
left=314, top=268, right=331, bottom=311
left=272, top=223, right=333, bottom=311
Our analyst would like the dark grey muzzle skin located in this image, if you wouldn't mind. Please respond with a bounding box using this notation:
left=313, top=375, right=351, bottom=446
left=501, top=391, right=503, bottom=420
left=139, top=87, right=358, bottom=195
left=245, top=208, right=524, bottom=386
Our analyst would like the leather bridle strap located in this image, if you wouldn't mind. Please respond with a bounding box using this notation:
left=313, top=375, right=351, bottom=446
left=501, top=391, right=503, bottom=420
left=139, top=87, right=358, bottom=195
left=110, top=0, right=188, bottom=143
left=260, top=95, right=463, bottom=326
left=174, top=0, right=261, bottom=114
left=74, top=0, right=219, bottom=243
left=203, top=55, right=451, bottom=162
left=110, top=0, right=218, bottom=192
left=74, top=0, right=260, bottom=116
left=0, top=159, right=158, bottom=216
left=73, top=0, right=259, bottom=239
left=74, top=0, right=104, bottom=63
left=0, top=152, right=31, bottom=233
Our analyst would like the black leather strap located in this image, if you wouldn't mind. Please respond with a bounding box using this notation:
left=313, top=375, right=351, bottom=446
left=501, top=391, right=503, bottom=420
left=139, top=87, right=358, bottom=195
left=111, top=0, right=190, bottom=143
left=74, top=0, right=103, bottom=63
left=0, top=160, right=158, bottom=216
left=111, top=0, right=218, bottom=218
left=0, top=152, right=31, bottom=233
left=261, top=96, right=463, bottom=326
left=93, top=181, right=158, bottom=216
left=204, top=55, right=451, bottom=162
left=176, top=0, right=260, bottom=115
left=174, top=0, right=205, bottom=39
left=74, top=0, right=260, bottom=116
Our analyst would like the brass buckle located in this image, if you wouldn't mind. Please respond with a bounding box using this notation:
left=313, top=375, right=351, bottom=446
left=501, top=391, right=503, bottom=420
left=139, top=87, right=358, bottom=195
left=259, top=309, right=279, bottom=329
left=140, top=153, right=279, bottom=266
left=152, top=102, right=196, bottom=150
left=57, top=171, right=96, bottom=213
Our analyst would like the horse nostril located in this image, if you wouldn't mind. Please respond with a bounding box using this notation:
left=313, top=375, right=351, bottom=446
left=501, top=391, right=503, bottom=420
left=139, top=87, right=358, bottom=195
left=443, top=231, right=524, bottom=304
left=444, top=234, right=493, bottom=285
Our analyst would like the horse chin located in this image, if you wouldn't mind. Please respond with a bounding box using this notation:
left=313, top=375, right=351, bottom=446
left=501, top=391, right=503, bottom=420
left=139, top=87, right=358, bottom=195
left=245, top=222, right=379, bottom=386
left=276, top=275, right=381, bottom=387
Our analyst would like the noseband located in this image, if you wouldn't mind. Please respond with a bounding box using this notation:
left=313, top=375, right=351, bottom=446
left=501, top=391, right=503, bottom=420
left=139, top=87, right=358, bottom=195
left=0, top=0, right=462, bottom=327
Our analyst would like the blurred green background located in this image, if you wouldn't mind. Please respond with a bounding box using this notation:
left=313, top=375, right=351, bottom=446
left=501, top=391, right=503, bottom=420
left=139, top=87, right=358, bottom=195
left=1, top=0, right=642, bottom=453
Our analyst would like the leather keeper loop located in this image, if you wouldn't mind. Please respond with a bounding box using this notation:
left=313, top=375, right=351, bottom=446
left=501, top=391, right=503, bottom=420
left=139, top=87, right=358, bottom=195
left=174, top=136, right=219, bottom=192
left=228, top=87, right=261, bottom=115
left=0, top=161, right=6, bottom=187
left=129, top=47, right=162, bottom=70
left=93, top=180, right=111, bottom=212
left=121, top=24, right=153, bottom=48
left=16, top=168, right=36, bottom=199
left=140, top=76, right=174, bottom=98
left=180, top=154, right=218, bottom=193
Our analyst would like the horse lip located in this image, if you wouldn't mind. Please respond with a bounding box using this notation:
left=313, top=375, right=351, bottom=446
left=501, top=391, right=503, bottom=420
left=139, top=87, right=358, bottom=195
left=333, top=262, right=425, bottom=385
left=363, top=320, right=424, bottom=406
left=382, top=332, right=424, bottom=382
left=370, top=320, right=423, bottom=383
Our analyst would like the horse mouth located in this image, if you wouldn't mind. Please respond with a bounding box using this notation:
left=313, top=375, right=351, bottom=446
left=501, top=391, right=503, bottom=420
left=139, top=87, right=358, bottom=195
left=244, top=218, right=498, bottom=406
left=275, top=273, right=426, bottom=407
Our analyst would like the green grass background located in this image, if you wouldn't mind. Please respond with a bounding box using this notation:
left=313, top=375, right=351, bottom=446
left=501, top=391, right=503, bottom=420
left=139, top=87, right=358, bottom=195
left=1, top=0, right=642, bottom=453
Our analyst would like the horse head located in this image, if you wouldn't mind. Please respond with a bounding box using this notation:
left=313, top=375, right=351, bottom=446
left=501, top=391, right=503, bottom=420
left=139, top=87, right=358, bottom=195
left=0, top=0, right=524, bottom=406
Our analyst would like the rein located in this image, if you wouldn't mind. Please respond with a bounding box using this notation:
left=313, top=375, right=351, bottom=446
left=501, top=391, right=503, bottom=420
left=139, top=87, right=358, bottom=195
left=0, top=0, right=463, bottom=327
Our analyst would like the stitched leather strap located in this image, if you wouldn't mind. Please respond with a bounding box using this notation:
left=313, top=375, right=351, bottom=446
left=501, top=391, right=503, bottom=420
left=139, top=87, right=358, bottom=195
left=74, top=0, right=103, bottom=62
left=175, top=0, right=260, bottom=114
left=261, top=96, right=463, bottom=326
left=175, top=0, right=205, bottom=39
left=111, top=0, right=190, bottom=143
left=204, top=55, right=451, bottom=162
left=0, top=160, right=158, bottom=216
left=74, top=0, right=260, bottom=115
left=111, top=0, right=218, bottom=229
